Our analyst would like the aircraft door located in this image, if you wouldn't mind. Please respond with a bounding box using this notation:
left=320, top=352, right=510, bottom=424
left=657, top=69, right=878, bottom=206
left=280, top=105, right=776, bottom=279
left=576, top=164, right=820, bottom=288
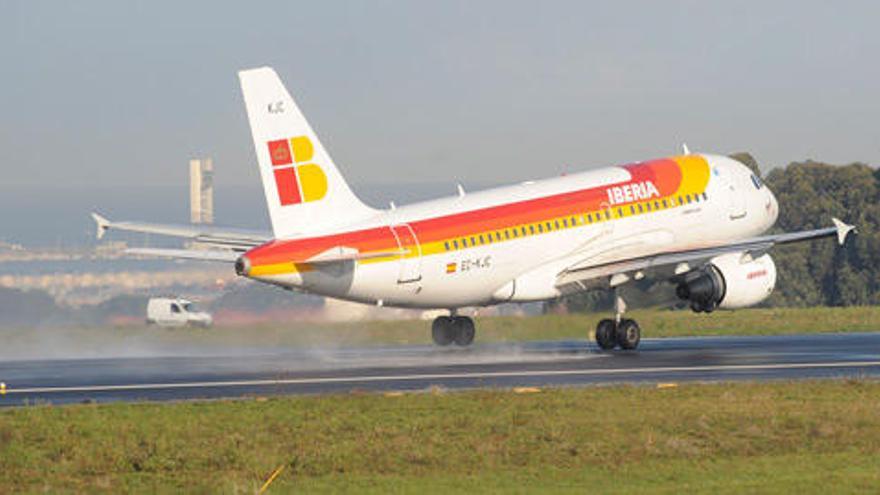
left=390, top=224, right=422, bottom=283
left=725, top=173, right=748, bottom=220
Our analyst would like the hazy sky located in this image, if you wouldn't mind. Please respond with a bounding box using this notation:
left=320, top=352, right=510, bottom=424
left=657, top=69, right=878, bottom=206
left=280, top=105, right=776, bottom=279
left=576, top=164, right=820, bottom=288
left=2, top=1, right=878, bottom=191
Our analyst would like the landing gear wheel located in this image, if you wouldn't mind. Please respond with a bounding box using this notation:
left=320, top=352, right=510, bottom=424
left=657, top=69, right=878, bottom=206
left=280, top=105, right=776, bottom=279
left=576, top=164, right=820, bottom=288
left=595, top=319, right=617, bottom=350
left=452, top=316, right=475, bottom=347
left=431, top=316, right=454, bottom=346
left=616, top=319, right=641, bottom=350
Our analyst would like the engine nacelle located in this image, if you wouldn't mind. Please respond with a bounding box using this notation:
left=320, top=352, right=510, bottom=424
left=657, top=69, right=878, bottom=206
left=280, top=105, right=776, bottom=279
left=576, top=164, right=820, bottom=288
left=675, top=252, right=776, bottom=312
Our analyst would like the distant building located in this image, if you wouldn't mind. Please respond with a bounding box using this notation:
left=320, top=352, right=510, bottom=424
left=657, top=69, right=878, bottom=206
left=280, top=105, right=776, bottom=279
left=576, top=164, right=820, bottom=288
left=189, top=158, right=214, bottom=224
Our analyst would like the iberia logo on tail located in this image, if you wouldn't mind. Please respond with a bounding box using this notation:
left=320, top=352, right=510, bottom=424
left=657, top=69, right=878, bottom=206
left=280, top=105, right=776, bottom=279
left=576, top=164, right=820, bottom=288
left=266, top=136, right=328, bottom=205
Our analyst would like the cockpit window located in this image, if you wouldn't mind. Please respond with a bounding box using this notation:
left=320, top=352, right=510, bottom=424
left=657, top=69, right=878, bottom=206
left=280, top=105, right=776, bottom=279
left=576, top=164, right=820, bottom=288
left=750, top=174, right=764, bottom=189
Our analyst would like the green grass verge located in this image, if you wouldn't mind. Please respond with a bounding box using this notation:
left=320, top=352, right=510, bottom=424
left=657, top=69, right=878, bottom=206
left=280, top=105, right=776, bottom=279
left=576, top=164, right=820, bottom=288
left=2, top=380, right=879, bottom=493
left=216, top=305, right=880, bottom=346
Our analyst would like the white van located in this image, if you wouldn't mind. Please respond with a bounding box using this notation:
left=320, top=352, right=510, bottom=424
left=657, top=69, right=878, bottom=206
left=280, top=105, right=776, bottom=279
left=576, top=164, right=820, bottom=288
left=146, top=297, right=213, bottom=328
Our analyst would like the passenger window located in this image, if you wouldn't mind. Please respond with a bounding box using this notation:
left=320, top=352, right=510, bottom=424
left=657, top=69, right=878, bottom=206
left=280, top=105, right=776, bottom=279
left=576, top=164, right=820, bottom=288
left=685, top=194, right=692, bottom=204
left=444, top=241, right=449, bottom=251
left=562, top=218, right=568, bottom=228
left=646, top=203, right=652, bottom=211
left=662, top=199, right=668, bottom=208
left=637, top=204, right=644, bottom=213
left=538, top=224, right=544, bottom=233
left=654, top=201, right=660, bottom=210
left=453, top=240, right=459, bottom=249
left=479, top=235, right=485, bottom=244
left=702, top=192, right=708, bottom=201
left=605, top=210, right=611, bottom=220
left=554, top=220, right=560, bottom=229
left=170, top=304, right=181, bottom=314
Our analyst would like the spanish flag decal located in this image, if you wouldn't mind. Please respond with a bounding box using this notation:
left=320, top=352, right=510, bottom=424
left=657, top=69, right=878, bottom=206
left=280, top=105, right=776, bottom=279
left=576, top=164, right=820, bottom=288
left=446, top=262, right=457, bottom=274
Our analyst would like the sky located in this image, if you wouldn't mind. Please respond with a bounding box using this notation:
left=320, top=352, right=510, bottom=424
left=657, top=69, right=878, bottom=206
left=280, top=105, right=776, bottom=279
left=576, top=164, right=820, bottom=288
left=2, top=0, right=879, bottom=194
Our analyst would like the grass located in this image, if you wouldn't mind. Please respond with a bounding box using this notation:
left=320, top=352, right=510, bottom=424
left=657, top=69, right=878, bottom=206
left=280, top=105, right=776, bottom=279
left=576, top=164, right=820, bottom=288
left=1, top=380, right=880, bottom=493
left=206, top=305, right=880, bottom=344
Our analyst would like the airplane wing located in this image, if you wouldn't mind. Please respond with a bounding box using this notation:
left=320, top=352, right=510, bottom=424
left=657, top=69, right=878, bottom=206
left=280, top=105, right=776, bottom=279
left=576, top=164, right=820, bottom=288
left=92, top=213, right=271, bottom=252
left=555, top=218, right=856, bottom=294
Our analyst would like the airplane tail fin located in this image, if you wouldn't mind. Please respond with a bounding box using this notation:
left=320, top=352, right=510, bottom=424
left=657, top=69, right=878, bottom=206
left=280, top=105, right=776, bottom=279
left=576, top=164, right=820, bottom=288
left=238, top=67, right=377, bottom=239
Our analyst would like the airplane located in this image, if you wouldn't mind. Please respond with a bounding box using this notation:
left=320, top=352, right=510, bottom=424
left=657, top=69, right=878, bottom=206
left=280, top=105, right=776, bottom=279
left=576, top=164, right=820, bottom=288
left=92, top=66, right=856, bottom=350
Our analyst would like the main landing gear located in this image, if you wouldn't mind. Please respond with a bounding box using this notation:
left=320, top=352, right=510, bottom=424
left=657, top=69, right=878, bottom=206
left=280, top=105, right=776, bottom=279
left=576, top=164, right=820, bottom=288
left=431, top=314, right=475, bottom=347
left=594, top=291, right=641, bottom=351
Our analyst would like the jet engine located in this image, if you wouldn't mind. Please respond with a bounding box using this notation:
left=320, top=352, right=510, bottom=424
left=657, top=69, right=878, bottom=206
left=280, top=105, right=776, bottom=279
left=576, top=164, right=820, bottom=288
left=675, top=252, right=776, bottom=313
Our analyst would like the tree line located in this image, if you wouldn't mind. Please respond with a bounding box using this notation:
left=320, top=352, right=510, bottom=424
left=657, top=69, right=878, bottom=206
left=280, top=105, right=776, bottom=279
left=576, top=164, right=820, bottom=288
left=751, top=154, right=879, bottom=306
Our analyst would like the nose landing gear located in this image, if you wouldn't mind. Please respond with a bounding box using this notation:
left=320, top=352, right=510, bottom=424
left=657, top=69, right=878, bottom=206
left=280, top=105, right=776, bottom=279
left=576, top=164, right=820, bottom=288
left=431, top=313, right=475, bottom=347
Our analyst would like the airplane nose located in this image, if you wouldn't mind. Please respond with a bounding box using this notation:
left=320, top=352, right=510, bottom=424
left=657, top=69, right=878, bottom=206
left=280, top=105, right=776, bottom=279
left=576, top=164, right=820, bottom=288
left=235, top=255, right=251, bottom=276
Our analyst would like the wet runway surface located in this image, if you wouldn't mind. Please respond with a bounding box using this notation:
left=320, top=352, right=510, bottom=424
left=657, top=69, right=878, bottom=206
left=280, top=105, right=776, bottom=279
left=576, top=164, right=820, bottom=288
left=2, top=333, right=879, bottom=406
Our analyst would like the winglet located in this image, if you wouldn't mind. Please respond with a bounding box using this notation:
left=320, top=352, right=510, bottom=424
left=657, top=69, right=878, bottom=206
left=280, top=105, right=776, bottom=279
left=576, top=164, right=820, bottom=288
left=91, top=212, right=110, bottom=240
left=681, top=143, right=691, bottom=155
left=832, top=217, right=856, bottom=245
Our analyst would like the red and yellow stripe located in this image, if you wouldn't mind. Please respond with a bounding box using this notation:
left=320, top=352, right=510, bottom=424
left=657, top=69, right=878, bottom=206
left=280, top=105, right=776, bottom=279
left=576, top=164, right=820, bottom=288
left=246, top=155, right=710, bottom=277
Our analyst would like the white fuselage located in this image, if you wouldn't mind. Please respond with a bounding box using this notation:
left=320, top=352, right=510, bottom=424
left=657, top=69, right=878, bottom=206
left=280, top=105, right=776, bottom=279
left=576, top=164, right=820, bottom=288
left=243, top=154, right=777, bottom=309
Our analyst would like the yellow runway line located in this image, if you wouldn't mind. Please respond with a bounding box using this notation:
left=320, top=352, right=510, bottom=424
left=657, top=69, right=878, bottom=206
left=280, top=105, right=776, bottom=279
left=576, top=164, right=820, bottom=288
left=656, top=382, right=678, bottom=389
left=0, top=382, right=6, bottom=396
left=257, top=465, right=285, bottom=494
left=513, top=387, right=541, bottom=394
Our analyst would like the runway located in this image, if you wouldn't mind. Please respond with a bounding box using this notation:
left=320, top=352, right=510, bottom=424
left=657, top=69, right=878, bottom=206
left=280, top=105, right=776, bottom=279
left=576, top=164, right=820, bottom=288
left=2, top=332, right=879, bottom=406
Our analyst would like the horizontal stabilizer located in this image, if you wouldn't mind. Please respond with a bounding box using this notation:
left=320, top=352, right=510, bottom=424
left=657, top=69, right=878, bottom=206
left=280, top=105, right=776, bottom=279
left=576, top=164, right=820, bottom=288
left=91, top=212, right=271, bottom=251
left=126, top=248, right=239, bottom=262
